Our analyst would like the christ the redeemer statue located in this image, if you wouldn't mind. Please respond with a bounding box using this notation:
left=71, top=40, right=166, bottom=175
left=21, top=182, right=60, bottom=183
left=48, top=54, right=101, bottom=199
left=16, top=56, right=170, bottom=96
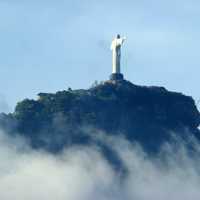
left=110, top=34, right=126, bottom=81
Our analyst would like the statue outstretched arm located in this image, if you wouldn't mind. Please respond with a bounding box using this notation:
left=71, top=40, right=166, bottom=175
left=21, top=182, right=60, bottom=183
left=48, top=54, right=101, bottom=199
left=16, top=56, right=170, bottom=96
left=120, top=37, right=126, bottom=44
left=117, top=37, right=126, bottom=46
left=110, top=36, right=126, bottom=50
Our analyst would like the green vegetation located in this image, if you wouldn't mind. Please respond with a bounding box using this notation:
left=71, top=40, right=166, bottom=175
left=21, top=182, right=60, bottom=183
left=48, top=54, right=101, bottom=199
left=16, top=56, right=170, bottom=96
left=0, top=80, right=199, bottom=152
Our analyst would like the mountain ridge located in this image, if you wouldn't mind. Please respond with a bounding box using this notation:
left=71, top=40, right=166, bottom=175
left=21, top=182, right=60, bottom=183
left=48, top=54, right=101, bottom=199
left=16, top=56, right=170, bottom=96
left=0, top=79, right=199, bottom=153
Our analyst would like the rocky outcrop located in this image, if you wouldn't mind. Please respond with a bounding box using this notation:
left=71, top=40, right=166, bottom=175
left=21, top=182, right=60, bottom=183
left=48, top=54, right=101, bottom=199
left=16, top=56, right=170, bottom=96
left=0, top=79, right=199, bottom=152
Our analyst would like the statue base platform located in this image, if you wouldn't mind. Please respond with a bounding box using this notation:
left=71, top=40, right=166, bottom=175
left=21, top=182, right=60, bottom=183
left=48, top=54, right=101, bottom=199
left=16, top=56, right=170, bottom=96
left=110, top=73, right=124, bottom=81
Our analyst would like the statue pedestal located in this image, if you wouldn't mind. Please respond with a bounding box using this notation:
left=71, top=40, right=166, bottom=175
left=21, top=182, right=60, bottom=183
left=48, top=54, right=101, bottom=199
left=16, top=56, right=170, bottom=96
left=110, top=73, right=124, bottom=81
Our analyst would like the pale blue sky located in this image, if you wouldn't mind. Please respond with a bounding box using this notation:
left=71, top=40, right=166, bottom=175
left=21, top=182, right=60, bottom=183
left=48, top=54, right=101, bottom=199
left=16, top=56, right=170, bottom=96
left=0, top=0, right=199, bottom=112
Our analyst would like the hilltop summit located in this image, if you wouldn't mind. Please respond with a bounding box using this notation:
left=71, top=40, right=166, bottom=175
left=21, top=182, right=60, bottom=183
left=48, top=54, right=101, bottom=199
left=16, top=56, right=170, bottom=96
left=0, top=79, right=199, bottom=152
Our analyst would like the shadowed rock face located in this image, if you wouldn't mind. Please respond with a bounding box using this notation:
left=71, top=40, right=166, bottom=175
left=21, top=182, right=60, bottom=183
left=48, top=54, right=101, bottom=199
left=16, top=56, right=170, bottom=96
left=0, top=80, right=200, bottom=152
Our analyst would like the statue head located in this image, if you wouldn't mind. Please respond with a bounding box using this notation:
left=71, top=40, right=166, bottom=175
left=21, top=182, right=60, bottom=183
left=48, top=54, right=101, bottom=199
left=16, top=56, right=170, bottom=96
left=117, top=34, right=121, bottom=39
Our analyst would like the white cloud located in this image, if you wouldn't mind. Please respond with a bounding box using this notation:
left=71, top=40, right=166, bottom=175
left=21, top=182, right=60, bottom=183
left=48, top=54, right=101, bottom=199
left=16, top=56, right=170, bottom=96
left=0, top=129, right=200, bottom=200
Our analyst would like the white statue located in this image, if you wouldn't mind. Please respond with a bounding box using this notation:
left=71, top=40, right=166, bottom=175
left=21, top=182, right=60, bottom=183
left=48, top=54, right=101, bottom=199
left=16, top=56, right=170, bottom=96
left=111, top=34, right=126, bottom=74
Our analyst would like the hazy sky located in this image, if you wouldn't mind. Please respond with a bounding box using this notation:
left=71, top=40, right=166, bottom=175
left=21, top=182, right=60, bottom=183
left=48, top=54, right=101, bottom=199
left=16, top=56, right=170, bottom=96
left=0, top=0, right=199, bottom=112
